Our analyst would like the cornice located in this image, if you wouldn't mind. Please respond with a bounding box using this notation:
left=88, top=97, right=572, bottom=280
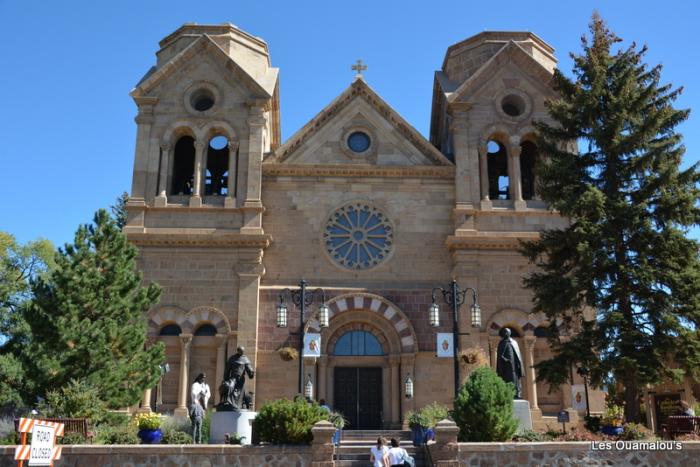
left=126, top=230, right=272, bottom=248
left=446, top=232, right=539, bottom=251
left=262, top=163, right=454, bottom=179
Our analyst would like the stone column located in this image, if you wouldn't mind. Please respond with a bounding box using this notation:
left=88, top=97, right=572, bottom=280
left=154, top=143, right=171, bottom=207
left=524, top=336, right=539, bottom=409
left=235, top=253, right=264, bottom=400
left=318, top=356, right=328, bottom=402
left=428, top=419, right=460, bottom=466
left=489, top=337, right=499, bottom=370
left=190, top=140, right=206, bottom=207
left=174, top=334, right=192, bottom=417
left=138, top=388, right=152, bottom=413
left=509, top=140, right=525, bottom=210
left=310, top=420, right=336, bottom=467
left=479, top=143, right=490, bottom=205
left=450, top=110, right=471, bottom=207
left=224, top=140, right=239, bottom=208
left=241, top=104, right=266, bottom=234
left=131, top=98, right=156, bottom=200
left=400, top=354, right=416, bottom=427
left=389, top=355, right=401, bottom=427
left=214, top=334, right=227, bottom=405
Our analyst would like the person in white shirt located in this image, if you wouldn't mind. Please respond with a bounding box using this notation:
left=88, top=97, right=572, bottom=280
left=387, top=438, right=409, bottom=467
left=369, top=436, right=389, bottom=467
left=191, top=373, right=211, bottom=409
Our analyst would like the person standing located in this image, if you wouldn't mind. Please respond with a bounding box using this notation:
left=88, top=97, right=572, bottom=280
left=191, top=373, right=211, bottom=409
left=370, top=437, right=389, bottom=467
left=387, top=438, right=412, bottom=467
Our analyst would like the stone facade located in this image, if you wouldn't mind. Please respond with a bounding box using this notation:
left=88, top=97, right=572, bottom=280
left=124, top=24, right=604, bottom=427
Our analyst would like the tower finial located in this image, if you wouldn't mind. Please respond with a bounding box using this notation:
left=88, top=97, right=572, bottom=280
left=351, top=59, right=367, bottom=80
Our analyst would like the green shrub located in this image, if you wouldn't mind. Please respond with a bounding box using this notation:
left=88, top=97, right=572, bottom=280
left=0, top=432, right=19, bottom=445
left=420, top=402, right=450, bottom=428
left=100, top=411, right=130, bottom=427
left=620, top=423, right=653, bottom=441
left=161, top=430, right=192, bottom=444
left=94, top=423, right=138, bottom=445
left=202, top=409, right=211, bottom=443
left=406, top=410, right=430, bottom=428
left=584, top=415, right=602, bottom=433
left=255, top=397, right=328, bottom=444
left=452, top=367, right=518, bottom=441
left=512, top=429, right=555, bottom=442
left=59, top=432, right=88, bottom=445
left=40, top=379, right=107, bottom=424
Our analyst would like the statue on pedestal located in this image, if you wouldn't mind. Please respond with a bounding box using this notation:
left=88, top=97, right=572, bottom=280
left=217, top=346, right=255, bottom=411
left=496, top=327, right=523, bottom=399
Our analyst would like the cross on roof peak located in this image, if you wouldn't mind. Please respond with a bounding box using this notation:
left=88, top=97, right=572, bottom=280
left=351, top=59, right=367, bottom=79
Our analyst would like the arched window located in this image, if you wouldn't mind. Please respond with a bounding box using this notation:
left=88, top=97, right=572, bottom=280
left=194, top=323, right=218, bottom=336
left=487, top=140, right=509, bottom=200
left=333, top=330, right=384, bottom=356
left=170, top=136, right=195, bottom=195
left=159, top=323, right=182, bottom=336
left=520, top=141, right=537, bottom=200
left=204, top=136, right=229, bottom=196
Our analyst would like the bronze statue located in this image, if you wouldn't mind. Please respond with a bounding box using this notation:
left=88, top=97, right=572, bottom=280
left=217, top=346, right=255, bottom=411
left=496, top=327, right=523, bottom=399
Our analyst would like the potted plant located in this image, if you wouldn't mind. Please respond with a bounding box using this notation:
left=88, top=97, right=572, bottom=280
left=406, top=411, right=430, bottom=446
left=601, top=405, right=624, bottom=436
left=277, top=346, right=299, bottom=362
left=224, top=432, right=246, bottom=445
left=420, top=402, right=450, bottom=442
left=329, top=412, right=346, bottom=445
left=133, top=412, right=163, bottom=444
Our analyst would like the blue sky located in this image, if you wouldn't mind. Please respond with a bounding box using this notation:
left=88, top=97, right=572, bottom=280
left=1, top=0, right=698, bottom=247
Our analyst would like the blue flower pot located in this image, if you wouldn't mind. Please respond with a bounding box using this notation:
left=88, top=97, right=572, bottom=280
left=601, top=425, right=624, bottom=436
left=332, top=428, right=342, bottom=445
left=424, top=428, right=435, bottom=443
left=138, top=428, right=163, bottom=444
left=411, top=426, right=426, bottom=446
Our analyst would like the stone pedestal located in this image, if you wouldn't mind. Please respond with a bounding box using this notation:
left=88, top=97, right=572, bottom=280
left=210, top=410, right=257, bottom=445
left=512, top=399, right=533, bottom=433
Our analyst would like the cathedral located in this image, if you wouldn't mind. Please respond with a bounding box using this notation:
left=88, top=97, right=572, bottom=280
left=124, top=23, right=605, bottom=429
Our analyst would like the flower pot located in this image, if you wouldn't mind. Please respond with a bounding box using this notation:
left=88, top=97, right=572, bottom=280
left=424, top=428, right=435, bottom=443
left=601, top=425, right=623, bottom=436
left=411, top=426, right=426, bottom=446
left=138, top=428, right=163, bottom=444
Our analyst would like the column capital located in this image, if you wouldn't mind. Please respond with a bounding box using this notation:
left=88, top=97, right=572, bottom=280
left=228, top=140, right=239, bottom=152
left=247, top=115, right=266, bottom=127
left=161, top=142, right=172, bottom=152
left=194, top=140, right=207, bottom=151
left=180, top=334, right=193, bottom=348
left=524, top=336, right=537, bottom=350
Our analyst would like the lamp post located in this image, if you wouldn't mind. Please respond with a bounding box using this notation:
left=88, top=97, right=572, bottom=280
left=429, top=280, right=481, bottom=397
left=277, top=279, right=330, bottom=395
left=577, top=366, right=591, bottom=419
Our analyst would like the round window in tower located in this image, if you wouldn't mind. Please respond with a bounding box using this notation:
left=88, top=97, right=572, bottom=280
left=324, top=203, right=393, bottom=270
left=500, top=94, right=526, bottom=118
left=347, top=131, right=371, bottom=153
left=190, top=88, right=216, bottom=112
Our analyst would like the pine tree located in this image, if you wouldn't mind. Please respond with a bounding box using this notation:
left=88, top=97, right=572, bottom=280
left=522, top=14, right=700, bottom=422
left=23, top=209, right=164, bottom=408
left=111, top=191, right=129, bottom=230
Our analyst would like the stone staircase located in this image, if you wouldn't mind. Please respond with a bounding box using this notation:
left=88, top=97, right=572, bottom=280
left=334, top=430, right=427, bottom=467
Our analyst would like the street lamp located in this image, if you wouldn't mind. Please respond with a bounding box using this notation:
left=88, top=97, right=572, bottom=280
left=430, top=280, right=480, bottom=397
left=304, top=374, right=314, bottom=401
left=577, top=366, right=591, bottom=419
left=277, top=279, right=329, bottom=395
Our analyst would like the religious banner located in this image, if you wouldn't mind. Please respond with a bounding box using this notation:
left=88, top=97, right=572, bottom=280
left=571, top=384, right=587, bottom=411
left=303, top=333, right=321, bottom=357
left=654, top=393, right=682, bottom=430
left=436, top=333, right=453, bottom=357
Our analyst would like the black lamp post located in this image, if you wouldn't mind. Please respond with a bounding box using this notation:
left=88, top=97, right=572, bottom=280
left=277, top=279, right=330, bottom=395
left=577, top=366, right=591, bottom=419
left=429, top=280, right=481, bottom=397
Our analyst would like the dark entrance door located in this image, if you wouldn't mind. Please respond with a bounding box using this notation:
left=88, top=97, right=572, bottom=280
left=333, top=367, right=382, bottom=429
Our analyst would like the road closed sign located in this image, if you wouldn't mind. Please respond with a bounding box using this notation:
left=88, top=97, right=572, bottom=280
left=28, top=423, right=56, bottom=466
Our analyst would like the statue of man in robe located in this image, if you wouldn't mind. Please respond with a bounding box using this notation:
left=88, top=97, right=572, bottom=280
left=496, top=327, right=523, bottom=399
left=217, top=346, right=255, bottom=411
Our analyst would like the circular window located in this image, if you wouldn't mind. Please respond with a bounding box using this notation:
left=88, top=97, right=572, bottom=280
left=190, top=89, right=215, bottom=112
left=324, top=203, right=393, bottom=270
left=501, top=94, right=525, bottom=117
left=347, top=131, right=371, bottom=153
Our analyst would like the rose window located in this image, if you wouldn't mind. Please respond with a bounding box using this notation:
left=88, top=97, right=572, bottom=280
left=324, top=203, right=393, bottom=270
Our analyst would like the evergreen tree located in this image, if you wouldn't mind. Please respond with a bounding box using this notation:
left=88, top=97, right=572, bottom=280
left=452, top=367, right=518, bottom=441
left=23, top=210, right=164, bottom=408
left=522, top=14, right=700, bottom=422
left=111, top=191, right=129, bottom=229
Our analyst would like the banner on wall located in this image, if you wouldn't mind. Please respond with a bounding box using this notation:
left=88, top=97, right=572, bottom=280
left=436, top=333, right=453, bottom=357
left=571, top=384, right=587, bottom=411
left=303, top=333, right=321, bottom=357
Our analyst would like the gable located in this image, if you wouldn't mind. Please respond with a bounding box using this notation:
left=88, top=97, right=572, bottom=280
left=270, top=79, right=452, bottom=167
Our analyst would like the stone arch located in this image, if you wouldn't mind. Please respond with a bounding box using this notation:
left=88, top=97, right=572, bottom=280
left=486, top=307, right=547, bottom=336
left=162, top=120, right=198, bottom=148
left=181, top=306, right=231, bottom=335
left=315, top=293, right=417, bottom=354
left=517, top=125, right=537, bottom=144
left=201, top=121, right=237, bottom=142
left=147, top=305, right=188, bottom=337
left=479, top=123, right=513, bottom=149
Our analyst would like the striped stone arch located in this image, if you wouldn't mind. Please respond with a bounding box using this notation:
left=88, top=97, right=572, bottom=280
left=148, top=305, right=231, bottom=336
left=182, top=306, right=232, bottom=335
left=314, top=293, right=417, bottom=354
left=486, top=308, right=547, bottom=336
